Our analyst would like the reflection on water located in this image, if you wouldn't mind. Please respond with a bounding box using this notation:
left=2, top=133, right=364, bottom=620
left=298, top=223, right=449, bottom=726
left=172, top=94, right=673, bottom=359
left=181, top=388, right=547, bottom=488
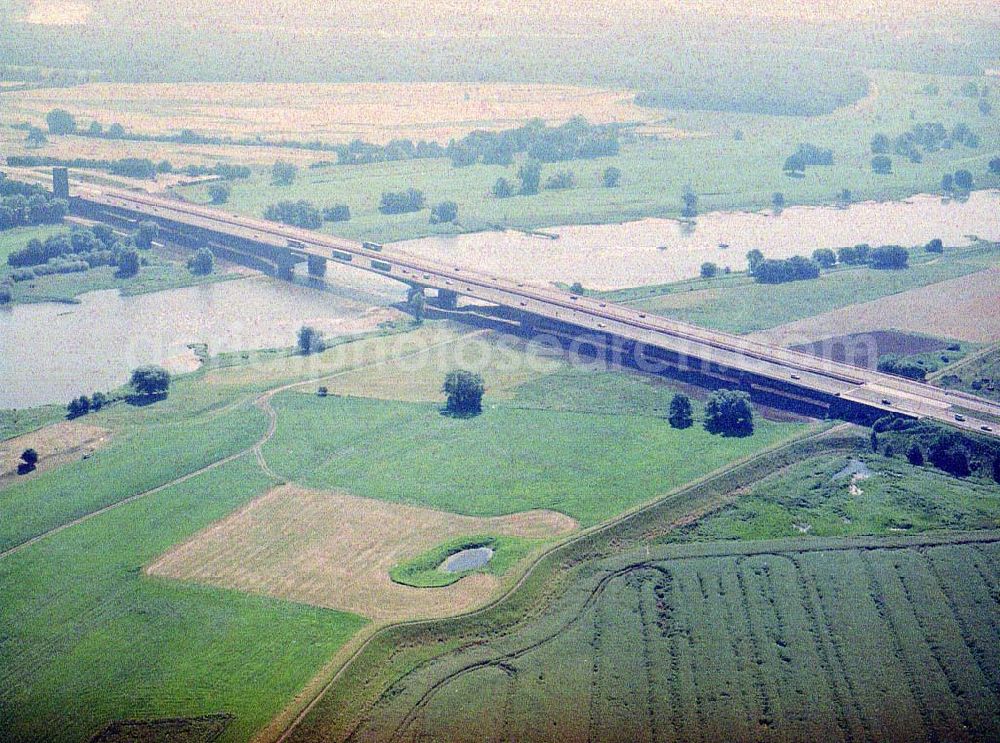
left=394, top=190, right=1000, bottom=290
left=0, top=273, right=404, bottom=408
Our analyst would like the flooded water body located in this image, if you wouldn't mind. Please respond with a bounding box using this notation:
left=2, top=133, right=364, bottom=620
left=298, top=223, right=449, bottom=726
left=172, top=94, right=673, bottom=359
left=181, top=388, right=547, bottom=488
left=0, top=273, right=403, bottom=408
left=394, top=190, right=1000, bottom=290
left=4, top=190, right=998, bottom=409
left=441, top=547, right=495, bottom=573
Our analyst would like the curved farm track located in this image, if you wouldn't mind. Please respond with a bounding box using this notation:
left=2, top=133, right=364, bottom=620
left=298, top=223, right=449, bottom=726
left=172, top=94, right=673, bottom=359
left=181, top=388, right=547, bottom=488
left=0, top=331, right=484, bottom=562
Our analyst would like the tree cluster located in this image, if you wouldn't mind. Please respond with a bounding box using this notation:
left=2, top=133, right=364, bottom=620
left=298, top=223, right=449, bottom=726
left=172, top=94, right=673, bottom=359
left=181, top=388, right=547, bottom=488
left=872, top=121, right=979, bottom=165
left=379, top=188, right=426, bottom=215
left=942, top=169, right=974, bottom=193
left=7, top=155, right=250, bottom=181
left=443, top=370, right=485, bottom=416
left=6, top=223, right=150, bottom=281
left=877, top=354, right=929, bottom=381
left=447, top=117, right=619, bottom=169
left=0, top=176, right=67, bottom=231
left=271, top=160, right=298, bottom=186
left=871, top=416, right=1000, bottom=480
left=782, top=143, right=834, bottom=174
left=703, top=389, right=754, bottom=437
left=753, top=255, right=821, bottom=284
left=544, top=170, right=575, bottom=190
left=323, top=204, right=351, bottom=222
left=263, top=200, right=322, bottom=228
left=67, top=391, right=109, bottom=419
left=868, top=245, right=909, bottom=269
left=130, top=365, right=171, bottom=397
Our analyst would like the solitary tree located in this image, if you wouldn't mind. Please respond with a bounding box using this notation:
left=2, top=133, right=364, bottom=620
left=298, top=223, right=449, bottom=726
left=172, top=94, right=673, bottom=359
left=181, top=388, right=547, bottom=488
left=443, top=370, right=485, bottom=416
left=569, top=282, right=584, bottom=295
left=492, top=177, right=515, bottom=199
left=91, top=391, right=108, bottom=410
left=771, top=192, right=785, bottom=211
left=130, top=365, right=170, bottom=397
left=925, top=238, right=943, bottom=253
left=871, top=155, right=892, bottom=175
left=46, top=108, right=76, bottom=135
left=430, top=201, right=458, bottom=224
left=601, top=166, right=621, bottom=188
left=703, top=389, right=754, bottom=436
left=115, top=248, right=140, bottom=278
left=25, top=127, right=47, bottom=148
left=954, top=169, right=973, bottom=190
left=700, top=262, right=718, bottom=279
left=746, top=249, right=764, bottom=275
left=271, top=160, right=298, bottom=186
left=407, top=287, right=426, bottom=323
left=187, top=248, right=214, bottom=275
left=297, top=325, right=324, bottom=355
left=681, top=186, right=698, bottom=218
left=668, top=393, right=693, bottom=429
left=134, top=221, right=158, bottom=250
left=208, top=182, right=231, bottom=204
left=18, top=448, right=38, bottom=474
left=518, top=160, right=541, bottom=196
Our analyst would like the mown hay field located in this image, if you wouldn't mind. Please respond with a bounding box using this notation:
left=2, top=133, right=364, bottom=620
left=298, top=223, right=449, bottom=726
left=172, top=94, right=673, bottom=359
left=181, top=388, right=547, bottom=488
left=147, top=484, right=577, bottom=621
left=2, top=81, right=668, bottom=144
left=339, top=533, right=1000, bottom=743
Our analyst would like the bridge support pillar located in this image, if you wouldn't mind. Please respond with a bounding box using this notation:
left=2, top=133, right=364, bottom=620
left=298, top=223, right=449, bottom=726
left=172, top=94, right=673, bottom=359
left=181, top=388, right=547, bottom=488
left=436, top=289, right=458, bottom=309
left=307, top=254, right=327, bottom=278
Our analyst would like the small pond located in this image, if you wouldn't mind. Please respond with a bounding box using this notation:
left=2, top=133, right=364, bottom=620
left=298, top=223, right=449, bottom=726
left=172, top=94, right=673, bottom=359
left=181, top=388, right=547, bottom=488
left=833, top=459, right=873, bottom=480
left=441, top=546, right=495, bottom=573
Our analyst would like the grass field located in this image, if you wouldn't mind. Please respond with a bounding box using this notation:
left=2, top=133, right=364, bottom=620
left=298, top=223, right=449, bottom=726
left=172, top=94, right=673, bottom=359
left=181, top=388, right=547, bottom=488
left=0, top=456, right=366, bottom=743
left=155, top=69, right=1000, bottom=244
left=627, top=242, right=1000, bottom=334
left=340, top=533, right=1000, bottom=742
left=262, top=392, right=807, bottom=527
left=934, top=343, right=1000, bottom=403
left=690, top=453, right=1000, bottom=541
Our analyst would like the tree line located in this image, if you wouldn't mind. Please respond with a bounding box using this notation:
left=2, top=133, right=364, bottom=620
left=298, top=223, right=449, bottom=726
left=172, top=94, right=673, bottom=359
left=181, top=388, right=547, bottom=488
left=741, top=242, right=911, bottom=285
left=7, top=155, right=251, bottom=182
left=0, top=176, right=67, bottom=230
left=7, top=221, right=161, bottom=282
left=872, top=416, right=1000, bottom=482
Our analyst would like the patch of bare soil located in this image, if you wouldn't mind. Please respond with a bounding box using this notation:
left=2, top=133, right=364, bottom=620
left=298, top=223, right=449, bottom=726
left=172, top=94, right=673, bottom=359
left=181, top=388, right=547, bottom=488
left=753, top=268, right=1000, bottom=345
left=147, top=485, right=578, bottom=622
left=790, top=330, right=951, bottom=369
left=0, top=421, right=111, bottom=487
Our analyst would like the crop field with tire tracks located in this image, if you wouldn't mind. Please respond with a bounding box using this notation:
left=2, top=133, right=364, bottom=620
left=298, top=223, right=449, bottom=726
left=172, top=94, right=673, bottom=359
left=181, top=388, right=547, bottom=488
left=330, top=532, right=1000, bottom=743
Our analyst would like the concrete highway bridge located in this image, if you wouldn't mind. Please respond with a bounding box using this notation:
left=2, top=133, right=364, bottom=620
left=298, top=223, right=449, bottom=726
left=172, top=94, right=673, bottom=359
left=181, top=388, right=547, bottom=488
left=40, top=170, right=1000, bottom=438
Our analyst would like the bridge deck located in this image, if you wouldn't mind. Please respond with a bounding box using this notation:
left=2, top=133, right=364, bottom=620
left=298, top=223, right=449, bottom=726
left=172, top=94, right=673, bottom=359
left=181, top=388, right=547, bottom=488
left=43, top=176, right=1000, bottom=438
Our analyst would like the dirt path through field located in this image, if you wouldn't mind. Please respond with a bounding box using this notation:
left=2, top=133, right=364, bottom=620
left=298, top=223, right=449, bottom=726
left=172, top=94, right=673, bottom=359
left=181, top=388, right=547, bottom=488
left=0, top=330, right=486, bottom=562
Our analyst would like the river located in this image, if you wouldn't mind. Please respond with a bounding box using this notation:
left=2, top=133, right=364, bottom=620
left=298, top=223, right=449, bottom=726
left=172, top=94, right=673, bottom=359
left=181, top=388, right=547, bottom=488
left=3, top=190, right=998, bottom=408
left=0, top=272, right=403, bottom=408
left=394, top=190, right=1000, bottom=290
